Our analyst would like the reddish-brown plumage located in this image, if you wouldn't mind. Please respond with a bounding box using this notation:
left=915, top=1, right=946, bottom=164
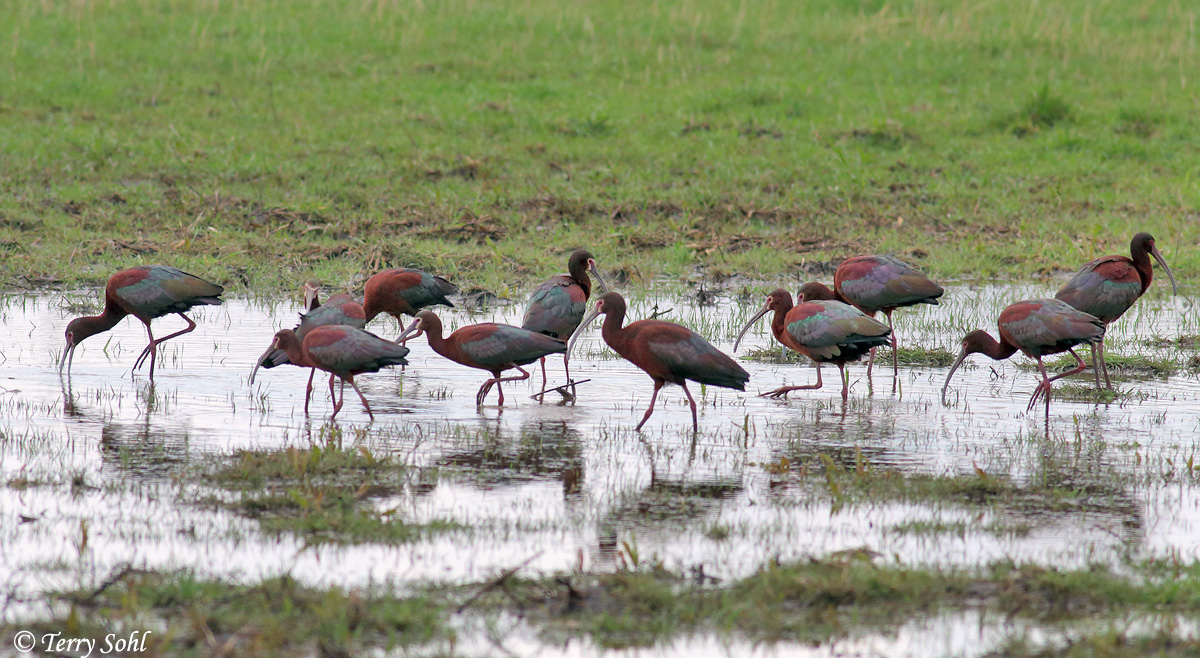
left=1054, top=232, right=1179, bottom=389
left=734, top=289, right=890, bottom=402
left=521, top=249, right=608, bottom=399
left=399, top=310, right=567, bottom=407
left=942, top=298, right=1104, bottom=413
left=568, top=292, right=748, bottom=432
left=253, top=325, right=409, bottom=420
left=59, top=265, right=224, bottom=379
left=800, top=255, right=942, bottom=384
left=362, top=268, right=458, bottom=330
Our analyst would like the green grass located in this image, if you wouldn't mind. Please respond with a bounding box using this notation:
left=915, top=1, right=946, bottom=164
left=2, top=0, right=1200, bottom=293
left=17, top=571, right=447, bottom=656
left=471, top=557, right=1200, bottom=650
left=20, top=557, right=1200, bottom=655
left=195, top=443, right=462, bottom=545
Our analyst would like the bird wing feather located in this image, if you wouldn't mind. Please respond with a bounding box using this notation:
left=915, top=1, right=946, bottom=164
left=786, top=301, right=890, bottom=360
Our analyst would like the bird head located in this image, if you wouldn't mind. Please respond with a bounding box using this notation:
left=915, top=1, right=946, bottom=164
left=733, top=289, right=794, bottom=352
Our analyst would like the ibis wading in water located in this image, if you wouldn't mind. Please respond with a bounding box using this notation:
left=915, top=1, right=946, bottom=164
left=362, top=268, right=458, bottom=337
left=942, top=298, right=1104, bottom=412
left=521, top=249, right=607, bottom=399
left=59, top=265, right=224, bottom=379
left=569, top=292, right=749, bottom=432
left=398, top=310, right=567, bottom=407
left=1055, top=232, right=1179, bottom=389
left=800, top=255, right=942, bottom=380
left=251, top=281, right=368, bottom=414
left=734, top=289, right=890, bottom=402
left=254, top=325, right=409, bottom=420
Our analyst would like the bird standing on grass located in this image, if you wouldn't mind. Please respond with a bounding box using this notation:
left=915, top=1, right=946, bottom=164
left=569, top=292, right=749, bottom=432
left=59, top=265, right=224, bottom=380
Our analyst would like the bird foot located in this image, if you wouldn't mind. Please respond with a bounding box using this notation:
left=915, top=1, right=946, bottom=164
left=530, top=379, right=591, bottom=401
left=760, top=385, right=818, bottom=399
left=1026, top=382, right=1052, bottom=412
left=132, top=344, right=156, bottom=371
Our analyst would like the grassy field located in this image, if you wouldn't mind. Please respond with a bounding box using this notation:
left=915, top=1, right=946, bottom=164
left=1, top=0, right=1198, bottom=293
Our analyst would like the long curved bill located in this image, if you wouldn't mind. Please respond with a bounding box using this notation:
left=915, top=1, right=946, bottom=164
left=566, top=306, right=603, bottom=360
left=588, top=263, right=609, bottom=295
left=1150, top=246, right=1180, bottom=298
left=58, top=341, right=76, bottom=376
left=941, top=348, right=969, bottom=405
left=732, top=304, right=771, bottom=353
left=396, top=317, right=423, bottom=344
left=250, top=346, right=273, bottom=385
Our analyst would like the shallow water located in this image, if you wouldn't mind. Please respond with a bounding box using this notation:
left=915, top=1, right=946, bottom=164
left=1, top=284, right=1198, bottom=654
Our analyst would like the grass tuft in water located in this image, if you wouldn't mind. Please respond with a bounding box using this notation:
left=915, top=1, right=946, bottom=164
left=26, top=570, right=446, bottom=656
left=195, top=444, right=462, bottom=545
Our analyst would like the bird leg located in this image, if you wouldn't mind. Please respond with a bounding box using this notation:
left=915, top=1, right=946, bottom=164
left=331, top=379, right=346, bottom=419
left=346, top=375, right=374, bottom=420
left=1027, top=351, right=1086, bottom=413
left=680, top=381, right=698, bottom=433
left=635, top=381, right=665, bottom=431
left=304, top=369, right=317, bottom=415
left=839, top=363, right=850, bottom=402
left=761, top=364, right=823, bottom=399
left=133, top=313, right=199, bottom=379
left=564, top=353, right=576, bottom=400
left=475, top=380, right=494, bottom=406
left=478, top=367, right=531, bottom=406
left=1098, top=339, right=1112, bottom=389
left=326, top=374, right=339, bottom=418
left=886, top=310, right=898, bottom=372
left=886, top=310, right=898, bottom=395
left=533, top=357, right=549, bottom=402
left=866, top=347, right=875, bottom=381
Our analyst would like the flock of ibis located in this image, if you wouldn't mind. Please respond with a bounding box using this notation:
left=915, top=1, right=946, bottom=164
left=58, top=233, right=1180, bottom=430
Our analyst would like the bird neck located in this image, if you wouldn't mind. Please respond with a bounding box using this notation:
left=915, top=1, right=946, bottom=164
left=74, top=304, right=128, bottom=342
left=277, top=331, right=312, bottom=367
left=1129, top=246, right=1154, bottom=294
left=421, top=321, right=450, bottom=358
left=569, top=263, right=592, bottom=298
left=600, top=306, right=627, bottom=347
left=974, top=332, right=1019, bottom=361
left=361, top=300, right=381, bottom=323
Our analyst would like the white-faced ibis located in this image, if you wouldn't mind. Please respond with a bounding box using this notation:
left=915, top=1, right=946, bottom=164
left=800, top=255, right=942, bottom=380
left=59, top=265, right=224, bottom=379
left=302, top=278, right=324, bottom=312
left=362, top=268, right=458, bottom=337
left=521, top=249, right=608, bottom=399
left=734, top=289, right=890, bottom=402
left=569, top=292, right=749, bottom=432
left=254, top=325, right=409, bottom=420
left=942, top=298, right=1104, bottom=412
left=251, top=284, right=368, bottom=414
left=398, top=310, right=567, bottom=406
left=1055, top=232, right=1179, bottom=389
